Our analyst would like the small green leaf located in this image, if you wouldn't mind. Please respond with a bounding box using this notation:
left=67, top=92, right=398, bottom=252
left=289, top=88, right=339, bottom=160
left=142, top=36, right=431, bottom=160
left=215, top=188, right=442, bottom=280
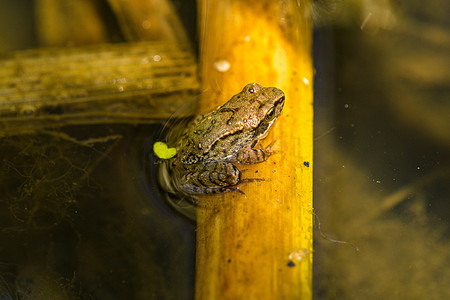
left=153, top=142, right=177, bottom=159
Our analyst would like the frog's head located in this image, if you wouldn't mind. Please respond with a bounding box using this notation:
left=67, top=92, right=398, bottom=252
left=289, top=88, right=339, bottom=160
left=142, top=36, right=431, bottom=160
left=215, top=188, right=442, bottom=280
left=237, top=83, right=285, bottom=140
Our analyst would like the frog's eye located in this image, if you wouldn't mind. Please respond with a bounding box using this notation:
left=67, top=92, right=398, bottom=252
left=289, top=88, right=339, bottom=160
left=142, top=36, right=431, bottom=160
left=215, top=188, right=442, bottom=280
left=249, top=87, right=256, bottom=93
left=265, top=108, right=275, bottom=120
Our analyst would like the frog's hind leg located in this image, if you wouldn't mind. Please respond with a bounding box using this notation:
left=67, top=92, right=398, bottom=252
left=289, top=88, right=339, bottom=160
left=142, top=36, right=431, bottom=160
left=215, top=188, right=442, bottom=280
left=180, top=162, right=241, bottom=195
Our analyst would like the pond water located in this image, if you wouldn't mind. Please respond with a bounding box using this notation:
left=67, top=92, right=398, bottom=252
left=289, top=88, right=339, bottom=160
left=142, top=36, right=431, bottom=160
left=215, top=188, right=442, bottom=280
left=313, top=1, right=449, bottom=299
left=0, top=0, right=448, bottom=299
left=0, top=125, right=196, bottom=299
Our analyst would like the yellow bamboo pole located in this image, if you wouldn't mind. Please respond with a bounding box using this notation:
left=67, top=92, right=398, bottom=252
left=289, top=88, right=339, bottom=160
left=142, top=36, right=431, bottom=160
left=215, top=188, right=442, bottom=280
left=195, top=1, right=313, bottom=299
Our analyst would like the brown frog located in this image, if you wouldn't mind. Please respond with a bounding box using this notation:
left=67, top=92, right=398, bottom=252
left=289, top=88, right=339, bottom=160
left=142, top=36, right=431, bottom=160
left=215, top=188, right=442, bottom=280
left=167, top=83, right=285, bottom=195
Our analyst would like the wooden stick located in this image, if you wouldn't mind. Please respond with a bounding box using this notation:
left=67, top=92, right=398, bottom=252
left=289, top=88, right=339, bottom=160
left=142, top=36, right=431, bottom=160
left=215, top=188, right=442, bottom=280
left=107, top=0, right=190, bottom=43
left=195, top=1, right=313, bottom=299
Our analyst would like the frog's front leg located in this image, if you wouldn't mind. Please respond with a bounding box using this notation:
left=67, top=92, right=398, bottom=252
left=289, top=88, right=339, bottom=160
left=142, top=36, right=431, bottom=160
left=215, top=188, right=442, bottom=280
left=179, top=162, right=241, bottom=194
left=237, top=140, right=276, bottom=164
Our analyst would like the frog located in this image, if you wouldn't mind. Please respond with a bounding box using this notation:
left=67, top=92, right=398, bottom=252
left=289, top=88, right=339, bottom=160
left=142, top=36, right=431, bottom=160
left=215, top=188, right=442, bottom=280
left=166, top=83, right=285, bottom=195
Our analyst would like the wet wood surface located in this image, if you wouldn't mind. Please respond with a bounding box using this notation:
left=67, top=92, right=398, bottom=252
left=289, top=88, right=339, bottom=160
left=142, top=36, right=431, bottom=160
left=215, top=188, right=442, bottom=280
left=195, top=1, right=313, bottom=299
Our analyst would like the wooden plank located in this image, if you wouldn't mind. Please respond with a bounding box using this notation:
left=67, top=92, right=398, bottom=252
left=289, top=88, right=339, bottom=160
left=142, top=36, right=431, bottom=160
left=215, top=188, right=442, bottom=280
left=195, top=0, right=313, bottom=299
left=0, top=42, right=199, bottom=136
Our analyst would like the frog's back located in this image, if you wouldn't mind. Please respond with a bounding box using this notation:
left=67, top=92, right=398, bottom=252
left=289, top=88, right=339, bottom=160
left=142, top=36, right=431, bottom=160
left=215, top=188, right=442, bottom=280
left=177, top=83, right=285, bottom=165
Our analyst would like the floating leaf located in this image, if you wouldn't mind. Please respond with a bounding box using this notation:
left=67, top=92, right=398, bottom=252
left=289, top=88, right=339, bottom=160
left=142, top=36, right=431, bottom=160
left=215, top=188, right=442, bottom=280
left=153, top=142, right=177, bottom=159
